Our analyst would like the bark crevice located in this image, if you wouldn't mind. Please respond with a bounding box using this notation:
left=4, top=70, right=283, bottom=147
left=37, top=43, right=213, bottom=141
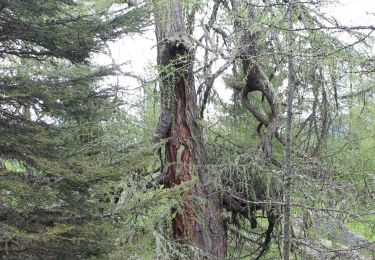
left=154, top=0, right=227, bottom=257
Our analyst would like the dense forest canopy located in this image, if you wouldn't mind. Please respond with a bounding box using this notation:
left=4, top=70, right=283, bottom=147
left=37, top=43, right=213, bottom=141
left=1, top=0, right=374, bottom=259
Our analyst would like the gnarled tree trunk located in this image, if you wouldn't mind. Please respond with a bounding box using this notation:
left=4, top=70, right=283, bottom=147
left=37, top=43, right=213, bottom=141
left=153, top=0, right=226, bottom=258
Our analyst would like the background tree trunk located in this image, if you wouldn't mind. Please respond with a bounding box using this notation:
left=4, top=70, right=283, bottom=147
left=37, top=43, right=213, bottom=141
left=283, top=1, right=296, bottom=259
left=154, top=0, right=227, bottom=257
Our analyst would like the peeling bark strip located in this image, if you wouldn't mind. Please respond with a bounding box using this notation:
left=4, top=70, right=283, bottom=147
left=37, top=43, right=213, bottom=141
left=154, top=0, right=226, bottom=257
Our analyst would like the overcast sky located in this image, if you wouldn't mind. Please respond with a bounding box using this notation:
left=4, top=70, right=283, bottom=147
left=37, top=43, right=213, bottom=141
left=94, top=0, right=375, bottom=106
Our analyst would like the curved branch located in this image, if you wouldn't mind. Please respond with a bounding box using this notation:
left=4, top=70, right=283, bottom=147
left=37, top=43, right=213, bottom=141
left=200, top=59, right=232, bottom=118
left=241, top=64, right=281, bottom=158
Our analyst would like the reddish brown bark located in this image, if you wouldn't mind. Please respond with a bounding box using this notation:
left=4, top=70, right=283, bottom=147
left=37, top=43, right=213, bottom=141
left=164, top=87, right=196, bottom=239
left=154, top=0, right=227, bottom=257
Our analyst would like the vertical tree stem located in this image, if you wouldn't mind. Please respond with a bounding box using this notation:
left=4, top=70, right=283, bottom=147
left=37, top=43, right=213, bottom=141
left=283, top=1, right=295, bottom=259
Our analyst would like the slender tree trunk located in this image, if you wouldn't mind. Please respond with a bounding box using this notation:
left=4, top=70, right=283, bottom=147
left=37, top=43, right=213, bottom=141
left=283, top=1, right=295, bottom=259
left=154, top=0, right=227, bottom=257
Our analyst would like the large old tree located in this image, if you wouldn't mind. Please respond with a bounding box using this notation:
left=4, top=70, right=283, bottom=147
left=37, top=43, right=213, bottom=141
left=153, top=0, right=227, bottom=257
left=1, top=0, right=374, bottom=259
left=150, top=0, right=374, bottom=258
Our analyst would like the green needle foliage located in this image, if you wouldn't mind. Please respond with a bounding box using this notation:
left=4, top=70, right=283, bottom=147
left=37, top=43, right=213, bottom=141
left=0, top=0, right=152, bottom=258
left=1, top=0, right=374, bottom=259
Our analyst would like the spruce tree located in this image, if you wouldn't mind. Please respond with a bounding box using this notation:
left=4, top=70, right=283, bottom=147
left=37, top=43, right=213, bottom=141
left=0, top=0, right=149, bottom=258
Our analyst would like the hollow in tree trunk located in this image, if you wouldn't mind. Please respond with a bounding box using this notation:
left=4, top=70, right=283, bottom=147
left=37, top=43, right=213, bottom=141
left=153, top=0, right=227, bottom=258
